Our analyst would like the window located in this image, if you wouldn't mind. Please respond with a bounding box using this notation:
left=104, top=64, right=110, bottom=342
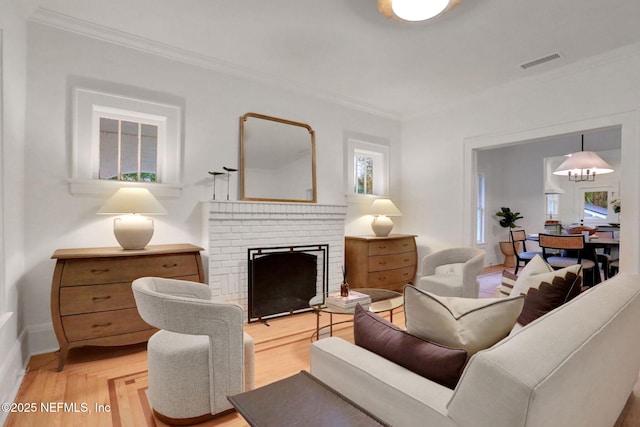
left=578, top=185, right=618, bottom=226
left=99, top=118, right=158, bottom=182
left=71, top=88, right=182, bottom=197
left=546, top=193, right=559, bottom=220
left=346, top=138, right=389, bottom=197
left=476, top=173, right=485, bottom=243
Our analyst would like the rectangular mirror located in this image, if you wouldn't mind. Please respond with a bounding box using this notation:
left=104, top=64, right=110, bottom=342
left=241, top=112, right=317, bottom=203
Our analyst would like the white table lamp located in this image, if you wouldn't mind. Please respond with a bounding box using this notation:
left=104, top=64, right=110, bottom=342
left=97, top=188, right=167, bottom=250
left=370, top=198, right=401, bottom=237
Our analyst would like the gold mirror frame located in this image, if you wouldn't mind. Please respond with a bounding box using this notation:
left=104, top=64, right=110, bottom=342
left=240, top=112, right=317, bottom=203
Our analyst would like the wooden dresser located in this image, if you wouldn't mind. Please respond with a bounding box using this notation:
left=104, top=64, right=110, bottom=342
left=344, top=234, right=417, bottom=293
left=50, top=243, right=204, bottom=371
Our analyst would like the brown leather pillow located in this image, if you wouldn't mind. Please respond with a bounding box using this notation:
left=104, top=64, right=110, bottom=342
left=353, top=304, right=467, bottom=389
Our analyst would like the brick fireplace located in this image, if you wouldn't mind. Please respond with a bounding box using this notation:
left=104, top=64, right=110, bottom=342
left=204, top=201, right=348, bottom=316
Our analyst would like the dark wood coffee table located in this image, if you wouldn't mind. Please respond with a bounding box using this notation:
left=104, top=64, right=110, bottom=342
left=228, top=371, right=388, bottom=426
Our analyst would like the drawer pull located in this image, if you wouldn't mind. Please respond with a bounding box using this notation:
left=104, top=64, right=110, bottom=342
left=92, top=296, right=112, bottom=302
left=403, top=273, right=409, bottom=277
left=163, top=263, right=179, bottom=269
left=378, top=276, right=387, bottom=281
left=90, top=268, right=110, bottom=274
left=92, top=322, right=112, bottom=328
left=377, top=245, right=387, bottom=250
left=378, top=261, right=387, bottom=266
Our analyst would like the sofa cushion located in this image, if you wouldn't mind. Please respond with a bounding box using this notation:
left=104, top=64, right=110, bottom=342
left=404, top=285, right=524, bottom=356
left=353, top=304, right=467, bottom=389
left=510, top=263, right=582, bottom=328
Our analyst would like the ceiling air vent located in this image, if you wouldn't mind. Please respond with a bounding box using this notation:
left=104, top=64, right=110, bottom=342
left=520, top=53, right=562, bottom=70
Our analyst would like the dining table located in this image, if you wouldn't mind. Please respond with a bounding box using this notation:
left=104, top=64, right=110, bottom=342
left=526, top=233, right=619, bottom=286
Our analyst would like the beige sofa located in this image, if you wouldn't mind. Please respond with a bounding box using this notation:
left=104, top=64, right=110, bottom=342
left=310, top=273, right=640, bottom=427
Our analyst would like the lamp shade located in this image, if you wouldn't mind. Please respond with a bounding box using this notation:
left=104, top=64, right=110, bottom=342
left=552, top=151, right=614, bottom=178
left=97, top=188, right=168, bottom=215
left=370, top=198, right=402, bottom=216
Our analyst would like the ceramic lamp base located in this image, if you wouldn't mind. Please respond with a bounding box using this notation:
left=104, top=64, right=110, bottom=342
left=113, top=215, right=154, bottom=250
left=371, top=215, right=394, bottom=237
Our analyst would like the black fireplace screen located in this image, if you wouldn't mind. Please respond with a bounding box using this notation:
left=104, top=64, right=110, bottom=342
left=248, top=245, right=328, bottom=322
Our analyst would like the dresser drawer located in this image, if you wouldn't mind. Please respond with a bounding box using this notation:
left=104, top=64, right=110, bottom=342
left=368, top=238, right=416, bottom=256
left=62, top=308, right=152, bottom=341
left=368, top=252, right=417, bottom=272
left=60, top=253, right=199, bottom=286
left=60, top=282, right=135, bottom=315
left=368, top=266, right=415, bottom=287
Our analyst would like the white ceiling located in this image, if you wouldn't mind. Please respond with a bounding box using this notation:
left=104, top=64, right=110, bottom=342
left=30, top=0, right=640, bottom=118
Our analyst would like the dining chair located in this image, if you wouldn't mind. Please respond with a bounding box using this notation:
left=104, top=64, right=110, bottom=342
left=538, top=233, right=596, bottom=284
left=510, top=229, right=542, bottom=274
left=593, top=230, right=615, bottom=279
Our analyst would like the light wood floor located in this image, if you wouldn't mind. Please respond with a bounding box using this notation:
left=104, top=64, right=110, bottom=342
left=6, top=268, right=640, bottom=426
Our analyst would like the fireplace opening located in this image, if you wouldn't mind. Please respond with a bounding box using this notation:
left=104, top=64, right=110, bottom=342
left=248, top=245, right=328, bottom=322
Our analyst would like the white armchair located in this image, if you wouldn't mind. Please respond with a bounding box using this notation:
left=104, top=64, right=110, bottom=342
left=132, top=277, right=255, bottom=424
left=417, top=248, right=485, bottom=298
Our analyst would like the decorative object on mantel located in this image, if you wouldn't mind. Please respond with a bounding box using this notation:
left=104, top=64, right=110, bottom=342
left=223, top=166, right=238, bottom=200
left=208, top=171, right=224, bottom=200
left=97, top=188, right=167, bottom=250
left=495, top=207, right=523, bottom=267
left=553, top=134, right=613, bottom=182
left=340, top=266, right=349, bottom=297
left=378, top=0, right=461, bottom=22
left=369, top=198, right=402, bottom=237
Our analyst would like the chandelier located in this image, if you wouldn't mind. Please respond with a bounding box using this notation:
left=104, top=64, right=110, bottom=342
left=553, top=134, right=614, bottom=182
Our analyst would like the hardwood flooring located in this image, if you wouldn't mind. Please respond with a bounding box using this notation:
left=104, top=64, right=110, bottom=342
left=6, top=268, right=640, bottom=426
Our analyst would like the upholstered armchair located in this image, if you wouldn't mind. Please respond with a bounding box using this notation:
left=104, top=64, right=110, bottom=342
left=132, top=277, right=255, bottom=424
left=417, top=247, right=485, bottom=298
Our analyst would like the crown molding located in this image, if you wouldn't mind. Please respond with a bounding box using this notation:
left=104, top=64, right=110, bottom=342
left=28, top=7, right=401, bottom=121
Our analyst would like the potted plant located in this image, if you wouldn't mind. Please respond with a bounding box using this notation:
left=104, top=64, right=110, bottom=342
left=495, top=207, right=523, bottom=267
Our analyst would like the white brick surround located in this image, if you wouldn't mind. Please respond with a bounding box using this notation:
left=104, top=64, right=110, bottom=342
left=204, top=201, right=348, bottom=314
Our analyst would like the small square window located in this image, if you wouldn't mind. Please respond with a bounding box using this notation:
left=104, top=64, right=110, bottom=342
left=346, top=138, right=389, bottom=197
left=71, top=88, right=182, bottom=197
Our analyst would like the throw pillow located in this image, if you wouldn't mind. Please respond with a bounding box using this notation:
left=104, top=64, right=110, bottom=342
left=404, top=285, right=525, bottom=356
left=497, top=269, right=518, bottom=297
left=509, top=254, right=554, bottom=290
left=510, top=264, right=582, bottom=327
left=353, top=304, right=468, bottom=389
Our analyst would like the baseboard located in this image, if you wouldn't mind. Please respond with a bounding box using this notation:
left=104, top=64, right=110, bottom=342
left=27, top=321, right=59, bottom=356
left=0, top=318, right=27, bottom=426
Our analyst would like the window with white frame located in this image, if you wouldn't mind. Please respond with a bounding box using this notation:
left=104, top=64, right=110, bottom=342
left=545, top=193, right=559, bottom=220
left=346, top=139, right=389, bottom=197
left=476, top=173, right=486, bottom=244
left=71, top=88, right=182, bottom=196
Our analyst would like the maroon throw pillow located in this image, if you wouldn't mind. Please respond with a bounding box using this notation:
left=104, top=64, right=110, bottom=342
left=353, top=304, right=467, bottom=389
left=517, top=271, right=582, bottom=326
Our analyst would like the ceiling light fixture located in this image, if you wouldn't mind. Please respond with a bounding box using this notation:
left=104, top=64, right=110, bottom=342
left=378, top=0, right=461, bottom=22
left=553, top=134, right=614, bottom=182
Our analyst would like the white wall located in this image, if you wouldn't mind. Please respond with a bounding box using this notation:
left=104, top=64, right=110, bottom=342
left=400, top=43, right=640, bottom=273
left=22, top=23, right=401, bottom=354
left=0, top=1, right=27, bottom=420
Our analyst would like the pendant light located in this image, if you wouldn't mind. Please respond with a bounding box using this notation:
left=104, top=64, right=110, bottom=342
left=553, top=134, right=613, bottom=182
